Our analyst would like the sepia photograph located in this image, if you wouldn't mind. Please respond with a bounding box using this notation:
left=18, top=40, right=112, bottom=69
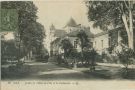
left=0, top=0, right=135, bottom=90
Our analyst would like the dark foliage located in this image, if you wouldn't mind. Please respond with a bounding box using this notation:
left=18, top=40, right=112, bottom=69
left=1, top=1, right=46, bottom=61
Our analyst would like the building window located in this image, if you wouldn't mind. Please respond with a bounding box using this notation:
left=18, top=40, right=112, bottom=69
left=70, top=29, right=71, bottom=32
left=74, top=40, right=77, bottom=48
left=90, top=42, right=93, bottom=47
left=95, top=41, right=96, bottom=47
left=101, top=40, right=103, bottom=49
left=109, top=37, right=111, bottom=47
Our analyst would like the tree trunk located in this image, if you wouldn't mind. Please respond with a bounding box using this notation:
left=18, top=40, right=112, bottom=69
left=73, top=59, right=77, bottom=68
left=129, top=9, right=134, bottom=49
left=122, top=12, right=134, bottom=49
left=81, top=47, right=84, bottom=64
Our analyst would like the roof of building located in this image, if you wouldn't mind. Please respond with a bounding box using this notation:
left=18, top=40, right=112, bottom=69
left=94, top=26, right=122, bottom=37
left=50, top=24, right=55, bottom=30
left=51, top=37, right=61, bottom=45
left=94, top=31, right=108, bottom=37
left=54, top=29, right=67, bottom=37
left=67, top=29, right=94, bottom=38
left=64, top=17, right=77, bottom=28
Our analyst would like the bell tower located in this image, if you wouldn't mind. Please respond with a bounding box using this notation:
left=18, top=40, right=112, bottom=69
left=49, top=24, right=55, bottom=56
left=50, top=24, right=55, bottom=42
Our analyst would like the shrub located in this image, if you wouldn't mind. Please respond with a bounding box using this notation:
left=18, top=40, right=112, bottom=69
left=102, top=53, right=119, bottom=63
left=68, top=49, right=82, bottom=61
left=95, top=54, right=103, bottom=63
left=116, top=47, right=135, bottom=75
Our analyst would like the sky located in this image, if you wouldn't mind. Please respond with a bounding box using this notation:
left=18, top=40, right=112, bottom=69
left=33, top=0, right=102, bottom=50
left=34, top=0, right=89, bottom=29
left=4, top=0, right=102, bottom=50
left=33, top=0, right=89, bottom=48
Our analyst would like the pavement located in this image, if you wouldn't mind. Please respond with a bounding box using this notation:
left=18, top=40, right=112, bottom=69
left=1, top=62, right=135, bottom=80
left=24, top=62, right=102, bottom=80
left=97, top=63, right=135, bottom=69
left=1, top=62, right=97, bottom=80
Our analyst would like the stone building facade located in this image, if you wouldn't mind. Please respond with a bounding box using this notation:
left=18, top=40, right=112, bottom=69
left=50, top=18, right=134, bottom=56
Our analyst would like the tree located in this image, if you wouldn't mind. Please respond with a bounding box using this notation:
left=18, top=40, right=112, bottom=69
left=35, top=45, right=49, bottom=62
left=60, top=38, right=73, bottom=59
left=86, top=1, right=135, bottom=49
left=116, top=44, right=135, bottom=76
left=1, top=1, right=38, bottom=38
left=1, top=1, right=46, bottom=60
left=77, top=30, right=90, bottom=63
left=1, top=39, right=26, bottom=64
left=69, top=49, right=79, bottom=68
left=22, top=22, right=45, bottom=52
left=89, top=48, right=97, bottom=71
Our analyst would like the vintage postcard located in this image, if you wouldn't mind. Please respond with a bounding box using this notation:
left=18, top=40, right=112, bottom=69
left=0, top=0, right=135, bottom=90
